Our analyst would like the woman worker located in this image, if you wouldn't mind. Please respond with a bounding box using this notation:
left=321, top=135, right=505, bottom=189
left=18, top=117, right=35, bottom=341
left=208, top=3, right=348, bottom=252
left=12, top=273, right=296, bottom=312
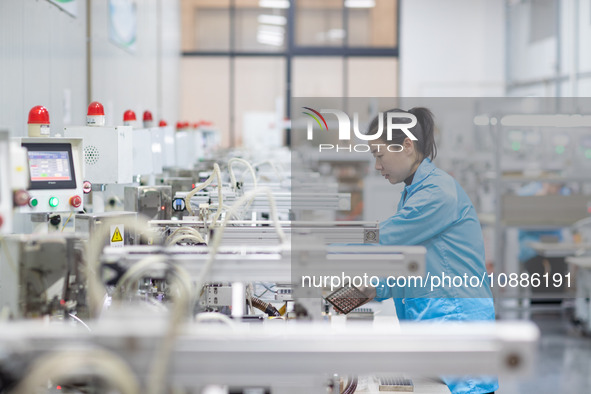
left=364, top=107, right=498, bottom=394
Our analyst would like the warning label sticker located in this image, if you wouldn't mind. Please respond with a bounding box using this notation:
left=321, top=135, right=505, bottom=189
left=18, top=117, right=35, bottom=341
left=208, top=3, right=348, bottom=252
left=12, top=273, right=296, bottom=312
left=110, top=224, right=124, bottom=247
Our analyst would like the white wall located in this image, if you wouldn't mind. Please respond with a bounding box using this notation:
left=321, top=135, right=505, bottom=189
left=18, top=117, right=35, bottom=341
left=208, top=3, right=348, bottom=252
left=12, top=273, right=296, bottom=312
left=159, top=0, right=181, bottom=124
left=0, top=0, right=87, bottom=137
left=399, top=0, right=505, bottom=97
left=91, top=0, right=180, bottom=126
left=0, top=0, right=180, bottom=137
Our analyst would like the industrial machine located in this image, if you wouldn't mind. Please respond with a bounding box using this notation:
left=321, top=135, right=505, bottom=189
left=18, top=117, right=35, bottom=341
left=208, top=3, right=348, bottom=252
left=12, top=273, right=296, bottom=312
left=0, top=233, right=86, bottom=319
left=124, top=186, right=172, bottom=220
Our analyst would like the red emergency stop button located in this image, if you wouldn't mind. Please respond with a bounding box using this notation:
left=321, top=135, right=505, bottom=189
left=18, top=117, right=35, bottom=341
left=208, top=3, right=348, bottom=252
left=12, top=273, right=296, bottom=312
left=70, top=195, right=82, bottom=208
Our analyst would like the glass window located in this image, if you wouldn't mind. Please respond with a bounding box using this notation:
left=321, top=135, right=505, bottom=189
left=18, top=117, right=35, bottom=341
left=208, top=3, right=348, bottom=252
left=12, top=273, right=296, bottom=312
left=347, top=57, right=398, bottom=96
left=296, top=0, right=344, bottom=47
left=181, top=0, right=231, bottom=51
left=347, top=0, right=397, bottom=47
left=234, top=57, right=286, bottom=147
left=180, top=57, right=231, bottom=146
left=235, top=0, right=287, bottom=52
left=292, top=57, right=344, bottom=96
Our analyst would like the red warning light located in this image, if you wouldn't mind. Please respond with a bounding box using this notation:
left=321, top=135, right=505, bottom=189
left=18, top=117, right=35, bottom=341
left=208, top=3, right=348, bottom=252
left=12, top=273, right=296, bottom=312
left=28, top=105, right=50, bottom=124
left=123, top=110, right=137, bottom=122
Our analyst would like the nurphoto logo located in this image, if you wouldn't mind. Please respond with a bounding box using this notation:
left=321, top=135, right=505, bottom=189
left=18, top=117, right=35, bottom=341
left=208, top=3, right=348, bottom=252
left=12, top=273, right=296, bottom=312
left=302, top=107, right=419, bottom=153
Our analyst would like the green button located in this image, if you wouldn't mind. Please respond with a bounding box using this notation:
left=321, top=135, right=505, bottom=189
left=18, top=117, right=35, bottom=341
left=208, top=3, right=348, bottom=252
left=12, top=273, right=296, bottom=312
left=29, top=198, right=38, bottom=207
left=49, top=197, right=59, bottom=207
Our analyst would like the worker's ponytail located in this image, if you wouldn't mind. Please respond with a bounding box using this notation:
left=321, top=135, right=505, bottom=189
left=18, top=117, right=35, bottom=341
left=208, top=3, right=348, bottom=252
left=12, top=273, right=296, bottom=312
left=367, top=107, right=437, bottom=160
left=408, top=107, right=437, bottom=160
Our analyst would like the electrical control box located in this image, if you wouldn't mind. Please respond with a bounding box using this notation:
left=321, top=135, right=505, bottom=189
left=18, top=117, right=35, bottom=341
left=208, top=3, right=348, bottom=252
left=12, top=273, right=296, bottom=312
left=160, top=125, right=176, bottom=168
left=205, top=285, right=233, bottom=308
left=75, top=211, right=137, bottom=246
left=64, top=125, right=133, bottom=184
left=132, top=128, right=154, bottom=176
left=149, top=128, right=164, bottom=174
left=15, top=137, right=85, bottom=214
left=124, top=185, right=172, bottom=220
left=175, top=129, right=204, bottom=169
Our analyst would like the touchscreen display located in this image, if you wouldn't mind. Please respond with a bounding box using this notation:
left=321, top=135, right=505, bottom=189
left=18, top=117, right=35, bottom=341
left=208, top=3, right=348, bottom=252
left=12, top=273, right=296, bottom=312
left=28, top=151, right=73, bottom=181
left=22, top=142, right=77, bottom=190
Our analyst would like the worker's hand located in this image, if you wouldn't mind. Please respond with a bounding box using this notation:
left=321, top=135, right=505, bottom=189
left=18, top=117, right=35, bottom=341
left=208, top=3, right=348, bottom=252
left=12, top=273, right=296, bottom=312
left=356, top=286, right=377, bottom=304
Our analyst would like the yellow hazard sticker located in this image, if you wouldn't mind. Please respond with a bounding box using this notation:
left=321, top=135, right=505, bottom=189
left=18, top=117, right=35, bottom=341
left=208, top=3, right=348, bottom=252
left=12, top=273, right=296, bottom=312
left=110, top=224, right=124, bottom=247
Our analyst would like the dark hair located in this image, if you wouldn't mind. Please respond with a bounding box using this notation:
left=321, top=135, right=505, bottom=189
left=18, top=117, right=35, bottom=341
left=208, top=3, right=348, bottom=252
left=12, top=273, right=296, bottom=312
left=366, top=107, right=437, bottom=160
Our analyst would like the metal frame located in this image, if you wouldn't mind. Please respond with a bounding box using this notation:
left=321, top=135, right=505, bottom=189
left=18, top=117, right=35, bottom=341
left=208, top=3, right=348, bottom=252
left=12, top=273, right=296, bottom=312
left=100, top=243, right=425, bottom=282
left=0, top=320, right=539, bottom=392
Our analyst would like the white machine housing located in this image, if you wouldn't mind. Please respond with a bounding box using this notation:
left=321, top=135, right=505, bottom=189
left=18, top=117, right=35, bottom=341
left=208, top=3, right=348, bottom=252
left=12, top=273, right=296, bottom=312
left=0, top=130, right=12, bottom=233
left=160, top=125, right=176, bottom=168
left=175, top=129, right=204, bottom=169
left=149, top=127, right=164, bottom=174
left=199, top=125, right=219, bottom=154
left=15, top=137, right=85, bottom=214
left=64, top=125, right=133, bottom=184
left=131, top=128, right=154, bottom=175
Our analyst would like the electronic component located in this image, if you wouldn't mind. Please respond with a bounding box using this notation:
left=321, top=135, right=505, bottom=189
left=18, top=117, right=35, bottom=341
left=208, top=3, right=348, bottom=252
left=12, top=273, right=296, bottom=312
left=347, top=307, right=374, bottom=320
left=24, top=143, right=76, bottom=189
left=378, top=376, right=414, bottom=392
left=325, top=286, right=371, bottom=315
left=206, top=285, right=233, bottom=309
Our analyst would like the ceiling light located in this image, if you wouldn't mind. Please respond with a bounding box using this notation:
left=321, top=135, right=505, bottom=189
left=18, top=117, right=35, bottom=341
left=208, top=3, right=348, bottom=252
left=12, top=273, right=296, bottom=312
left=259, top=0, right=290, bottom=9
left=344, top=0, right=376, bottom=8
left=258, top=14, right=287, bottom=25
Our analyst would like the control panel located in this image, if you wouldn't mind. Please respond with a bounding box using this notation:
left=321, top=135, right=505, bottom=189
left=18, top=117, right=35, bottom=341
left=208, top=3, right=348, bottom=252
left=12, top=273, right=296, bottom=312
left=16, top=137, right=85, bottom=214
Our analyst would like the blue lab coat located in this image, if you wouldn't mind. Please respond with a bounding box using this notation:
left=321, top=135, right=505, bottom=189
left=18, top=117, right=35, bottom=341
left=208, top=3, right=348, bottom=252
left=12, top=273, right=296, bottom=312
left=375, top=158, right=498, bottom=394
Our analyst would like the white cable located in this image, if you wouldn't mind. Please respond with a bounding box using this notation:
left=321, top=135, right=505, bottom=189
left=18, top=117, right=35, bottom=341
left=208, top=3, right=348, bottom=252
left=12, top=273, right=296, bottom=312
left=168, top=233, right=206, bottom=246
left=86, top=216, right=160, bottom=318
left=165, top=226, right=204, bottom=245
left=13, top=348, right=140, bottom=394
left=114, top=255, right=169, bottom=300
left=184, top=163, right=222, bottom=216
left=194, top=187, right=287, bottom=298
left=228, top=158, right=257, bottom=191
left=252, top=160, right=284, bottom=182
left=212, top=163, right=224, bottom=222
left=195, top=311, right=237, bottom=328
left=208, top=203, right=245, bottom=221
left=68, top=313, right=92, bottom=332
